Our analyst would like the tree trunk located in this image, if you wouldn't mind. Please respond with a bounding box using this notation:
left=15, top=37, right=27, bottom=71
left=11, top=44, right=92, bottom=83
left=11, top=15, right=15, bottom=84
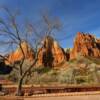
left=16, top=77, right=24, bottom=96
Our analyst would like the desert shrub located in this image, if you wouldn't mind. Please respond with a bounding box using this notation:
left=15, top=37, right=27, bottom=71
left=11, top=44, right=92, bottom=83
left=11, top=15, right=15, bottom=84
left=7, top=69, right=19, bottom=83
left=28, top=69, right=59, bottom=84
left=86, top=56, right=100, bottom=65
left=33, top=67, right=51, bottom=74
left=5, top=58, right=100, bottom=85
left=75, top=76, right=90, bottom=84
left=57, top=67, right=76, bottom=84
left=68, top=59, right=76, bottom=64
left=7, top=60, right=34, bottom=84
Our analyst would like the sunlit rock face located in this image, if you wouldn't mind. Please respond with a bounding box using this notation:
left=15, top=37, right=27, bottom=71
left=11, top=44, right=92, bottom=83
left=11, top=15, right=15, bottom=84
left=37, top=36, right=67, bottom=67
left=6, top=32, right=100, bottom=67
left=70, top=32, right=100, bottom=59
left=6, top=41, right=35, bottom=64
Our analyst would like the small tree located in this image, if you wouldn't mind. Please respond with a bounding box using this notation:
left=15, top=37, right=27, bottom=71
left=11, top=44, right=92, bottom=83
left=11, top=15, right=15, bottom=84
left=0, top=7, right=61, bottom=96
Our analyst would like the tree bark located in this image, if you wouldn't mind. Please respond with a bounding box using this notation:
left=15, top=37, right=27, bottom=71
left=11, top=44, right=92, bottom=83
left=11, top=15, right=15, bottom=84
left=16, top=77, right=24, bottom=96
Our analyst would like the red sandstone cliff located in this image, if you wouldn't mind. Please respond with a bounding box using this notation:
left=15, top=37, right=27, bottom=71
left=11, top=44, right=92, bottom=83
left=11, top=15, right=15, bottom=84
left=6, top=37, right=67, bottom=67
left=37, top=36, right=66, bottom=67
left=6, top=33, right=100, bottom=66
left=6, top=41, right=35, bottom=64
left=70, top=32, right=100, bottom=59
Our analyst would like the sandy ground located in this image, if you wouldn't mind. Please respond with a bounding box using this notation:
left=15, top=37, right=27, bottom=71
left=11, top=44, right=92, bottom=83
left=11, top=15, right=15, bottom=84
left=25, top=95, right=100, bottom=100
left=1, top=95, right=100, bottom=100
left=1, top=92, right=100, bottom=100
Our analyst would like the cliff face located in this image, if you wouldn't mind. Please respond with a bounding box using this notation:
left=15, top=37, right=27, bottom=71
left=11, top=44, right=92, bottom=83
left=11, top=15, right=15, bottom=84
left=6, top=41, right=35, bottom=64
left=6, top=37, right=67, bottom=67
left=37, top=36, right=66, bottom=67
left=6, top=33, right=100, bottom=67
left=70, top=32, right=100, bottom=59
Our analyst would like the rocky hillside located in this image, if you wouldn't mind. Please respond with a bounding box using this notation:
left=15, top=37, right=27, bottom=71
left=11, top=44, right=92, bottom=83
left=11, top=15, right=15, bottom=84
left=70, top=32, right=100, bottom=59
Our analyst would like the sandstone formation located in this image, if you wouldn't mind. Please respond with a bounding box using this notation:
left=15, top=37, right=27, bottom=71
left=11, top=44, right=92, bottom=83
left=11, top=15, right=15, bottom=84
left=6, top=37, right=67, bottom=67
left=6, top=41, right=35, bottom=64
left=5, top=32, right=100, bottom=67
left=37, top=36, right=66, bottom=67
left=70, top=32, right=100, bottom=59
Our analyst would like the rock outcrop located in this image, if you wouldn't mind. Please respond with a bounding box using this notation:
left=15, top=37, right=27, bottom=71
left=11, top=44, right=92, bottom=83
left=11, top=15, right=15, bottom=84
left=37, top=36, right=66, bottom=67
left=6, top=37, right=67, bottom=67
left=70, top=32, right=100, bottom=59
left=6, top=41, right=35, bottom=64
left=6, top=32, right=100, bottom=67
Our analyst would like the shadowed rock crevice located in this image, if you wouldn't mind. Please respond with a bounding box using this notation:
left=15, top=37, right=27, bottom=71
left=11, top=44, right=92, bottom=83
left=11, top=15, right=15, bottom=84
left=42, top=36, right=54, bottom=67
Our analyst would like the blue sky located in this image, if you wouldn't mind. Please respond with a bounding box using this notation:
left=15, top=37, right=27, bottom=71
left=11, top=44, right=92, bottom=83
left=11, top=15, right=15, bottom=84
left=0, top=0, right=100, bottom=52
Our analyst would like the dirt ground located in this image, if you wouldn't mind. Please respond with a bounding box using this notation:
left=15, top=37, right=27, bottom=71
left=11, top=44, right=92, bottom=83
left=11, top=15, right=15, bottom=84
left=1, top=91, right=100, bottom=100
left=0, top=95, right=100, bottom=100
left=25, top=95, right=100, bottom=100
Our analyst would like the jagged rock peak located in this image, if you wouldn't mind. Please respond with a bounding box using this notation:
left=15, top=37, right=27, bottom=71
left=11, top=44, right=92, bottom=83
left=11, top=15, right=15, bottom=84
left=6, top=41, right=35, bottom=64
left=37, top=35, right=67, bottom=67
left=70, top=32, right=100, bottom=59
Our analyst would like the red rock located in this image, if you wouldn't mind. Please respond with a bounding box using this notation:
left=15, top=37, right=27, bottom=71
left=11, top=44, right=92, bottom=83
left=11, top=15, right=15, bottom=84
left=6, top=41, right=35, bottom=64
left=70, top=32, right=100, bottom=59
left=37, top=36, right=66, bottom=67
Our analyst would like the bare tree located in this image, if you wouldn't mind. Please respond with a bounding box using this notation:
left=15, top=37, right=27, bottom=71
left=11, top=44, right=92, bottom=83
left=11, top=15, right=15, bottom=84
left=0, top=7, right=61, bottom=96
